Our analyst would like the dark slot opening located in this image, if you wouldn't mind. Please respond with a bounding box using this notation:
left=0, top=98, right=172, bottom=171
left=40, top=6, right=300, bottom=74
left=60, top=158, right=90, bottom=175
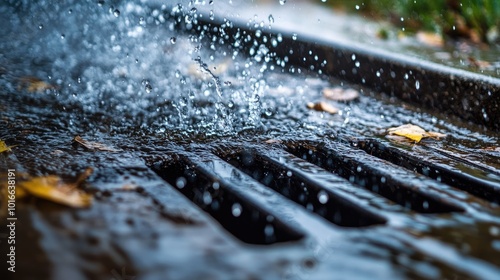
left=218, top=149, right=387, bottom=227
left=356, top=139, right=500, bottom=204
left=149, top=155, right=304, bottom=245
left=285, top=143, right=464, bottom=213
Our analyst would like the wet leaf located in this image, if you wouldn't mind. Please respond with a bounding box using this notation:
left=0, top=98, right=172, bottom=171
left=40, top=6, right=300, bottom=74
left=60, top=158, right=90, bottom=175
left=307, top=101, right=339, bottom=114
left=73, top=135, right=119, bottom=152
left=416, top=31, right=444, bottom=47
left=19, top=168, right=94, bottom=208
left=322, top=87, right=359, bottom=101
left=0, top=139, right=16, bottom=153
left=387, top=124, right=447, bottom=143
left=18, top=76, right=56, bottom=93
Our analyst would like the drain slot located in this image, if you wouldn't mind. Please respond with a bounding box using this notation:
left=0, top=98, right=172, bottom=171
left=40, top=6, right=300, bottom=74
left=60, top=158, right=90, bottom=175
left=219, top=148, right=387, bottom=227
left=149, top=154, right=304, bottom=245
left=357, top=139, right=500, bottom=203
left=285, top=142, right=464, bottom=213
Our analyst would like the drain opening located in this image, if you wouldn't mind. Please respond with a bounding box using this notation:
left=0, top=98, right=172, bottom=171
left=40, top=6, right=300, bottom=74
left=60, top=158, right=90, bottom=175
left=149, top=154, right=304, bottom=245
left=218, top=148, right=387, bottom=227
left=285, top=142, right=464, bottom=213
left=356, top=139, right=500, bottom=204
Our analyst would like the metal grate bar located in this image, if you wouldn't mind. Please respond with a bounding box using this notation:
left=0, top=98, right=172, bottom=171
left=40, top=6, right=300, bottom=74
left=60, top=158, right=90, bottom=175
left=355, top=139, right=500, bottom=203
left=216, top=146, right=387, bottom=227
left=149, top=153, right=305, bottom=245
left=284, top=141, right=465, bottom=213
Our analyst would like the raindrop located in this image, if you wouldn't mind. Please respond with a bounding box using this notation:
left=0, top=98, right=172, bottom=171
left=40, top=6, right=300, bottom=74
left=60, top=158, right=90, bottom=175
left=113, top=9, right=120, bottom=17
left=209, top=0, right=214, bottom=4
left=97, top=0, right=104, bottom=7
left=224, top=81, right=232, bottom=86
left=145, top=84, right=152, bottom=93
left=139, top=17, right=146, bottom=25
left=264, top=224, right=274, bottom=236
left=60, top=34, right=65, bottom=39
left=292, top=33, right=297, bottom=40
left=415, top=80, right=420, bottom=90
left=170, top=37, right=177, bottom=44
left=203, top=191, right=212, bottom=205
left=268, top=14, right=274, bottom=24
left=279, top=0, right=286, bottom=5
left=423, top=201, right=429, bottom=209
left=490, top=226, right=499, bottom=236
left=38, top=24, right=43, bottom=30
left=175, top=177, right=187, bottom=189
left=286, top=170, right=292, bottom=177
left=355, top=5, right=360, bottom=10
left=317, top=190, right=329, bottom=204
left=232, top=203, right=242, bottom=217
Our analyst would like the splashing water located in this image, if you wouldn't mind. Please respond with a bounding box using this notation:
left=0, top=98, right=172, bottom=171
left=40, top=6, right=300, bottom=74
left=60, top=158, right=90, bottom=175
left=0, top=0, right=280, bottom=137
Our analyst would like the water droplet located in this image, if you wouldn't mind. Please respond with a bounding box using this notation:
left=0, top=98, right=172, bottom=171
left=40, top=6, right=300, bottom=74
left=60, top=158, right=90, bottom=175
left=170, top=37, right=177, bottom=44
left=60, top=34, right=65, bottom=39
left=317, top=190, right=329, bottom=204
left=212, top=182, right=220, bottom=190
left=190, top=7, right=197, bottom=14
left=139, top=17, right=146, bottom=25
left=38, top=24, right=43, bottom=30
left=97, top=0, right=104, bottom=7
left=286, top=170, right=292, bottom=177
left=268, top=14, right=274, bottom=24
left=145, top=84, right=152, bottom=93
left=355, top=5, right=360, bottom=10
left=176, top=177, right=187, bottom=189
left=232, top=203, right=242, bottom=217
left=279, top=0, right=286, bottom=5
left=292, top=33, right=297, bottom=40
left=113, top=9, right=120, bottom=17
left=203, top=191, right=212, bottom=205
left=224, top=81, right=232, bottom=86
left=264, top=224, right=274, bottom=236
left=415, top=80, right=420, bottom=90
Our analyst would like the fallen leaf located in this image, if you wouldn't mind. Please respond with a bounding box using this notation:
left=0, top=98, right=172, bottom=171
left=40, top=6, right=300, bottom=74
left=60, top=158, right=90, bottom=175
left=0, top=139, right=16, bottom=153
left=416, top=31, right=444, bottom=47
left=73, top=136, right=119, bottom=152
left=387, top=124, right=447, bottom=143
left=18, top=76, right=56, bottom=93
left=19, top=168, right=94, bottom=208
left=307, top=101, right=339, bottom=114
left=264, top=139, right=283, bottom=144
left=322, top=87, right=359, bottom=101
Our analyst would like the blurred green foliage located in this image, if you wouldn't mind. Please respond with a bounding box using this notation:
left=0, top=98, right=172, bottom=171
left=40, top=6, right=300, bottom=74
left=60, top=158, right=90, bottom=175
left=325, top=0, right=500, bottom=43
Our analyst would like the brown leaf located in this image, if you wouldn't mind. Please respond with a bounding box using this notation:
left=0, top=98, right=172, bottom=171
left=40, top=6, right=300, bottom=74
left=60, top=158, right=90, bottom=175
left=416, top=31, right=444, bottom=47
left=18, top=76, right=56, bottom=93
left=307, top=101, right=339, bottom=114
left=73, top=136, right=120, bottom=152
left=322, top=87, right=359, bottom=101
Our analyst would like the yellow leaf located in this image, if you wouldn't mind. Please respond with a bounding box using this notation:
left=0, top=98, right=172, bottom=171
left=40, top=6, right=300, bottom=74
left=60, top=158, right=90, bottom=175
left=19, top=168, right=93, bottom=208
left=322, top=87, right=359, bottom=101
left=73, top=135, right=119, bottom=152
left=387, top=124, right=447, bottom=143
left=307, top=101, right=339, bottom=114
left=0, top=139, right=16, bottom=153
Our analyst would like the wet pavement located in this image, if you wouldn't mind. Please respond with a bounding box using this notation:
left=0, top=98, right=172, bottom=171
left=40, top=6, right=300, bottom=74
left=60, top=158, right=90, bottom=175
left=1, top=1, right=500, bottom=279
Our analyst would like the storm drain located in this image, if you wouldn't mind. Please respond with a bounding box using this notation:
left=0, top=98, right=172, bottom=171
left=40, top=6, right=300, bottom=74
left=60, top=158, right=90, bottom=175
left=143, top=137, right=499, bottom=245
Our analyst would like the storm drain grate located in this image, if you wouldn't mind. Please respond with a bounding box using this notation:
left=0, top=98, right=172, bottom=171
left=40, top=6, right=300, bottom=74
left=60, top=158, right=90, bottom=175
left=143, top=138, right=497, bottom=245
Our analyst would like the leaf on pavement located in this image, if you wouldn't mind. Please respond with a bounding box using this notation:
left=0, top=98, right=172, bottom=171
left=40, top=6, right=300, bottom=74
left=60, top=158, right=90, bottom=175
left=18, top=76, right=56, bottom=93
left=0, top=139, right=16, bottom=153
left=73, top=135, right=120, bottom=152
left=19, top=167, right=94, bottom=208
left=387, top=124, right=447, bottom=143
left=307, top=101, right=339, bottom=114
left=322, top=87, right=359, bottom=101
